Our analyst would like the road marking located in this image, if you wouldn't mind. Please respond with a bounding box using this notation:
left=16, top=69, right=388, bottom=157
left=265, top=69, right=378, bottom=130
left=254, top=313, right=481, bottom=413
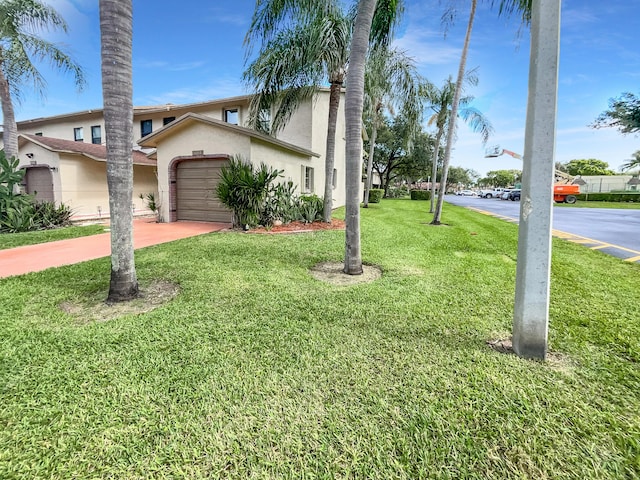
left=467, top=207, right=640, bottom=264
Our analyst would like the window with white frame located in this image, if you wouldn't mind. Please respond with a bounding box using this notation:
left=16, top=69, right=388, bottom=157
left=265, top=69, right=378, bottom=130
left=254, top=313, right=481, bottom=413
left=302, top=166, right=314, bottom=193
left=73, top=127, right=83, bottom=141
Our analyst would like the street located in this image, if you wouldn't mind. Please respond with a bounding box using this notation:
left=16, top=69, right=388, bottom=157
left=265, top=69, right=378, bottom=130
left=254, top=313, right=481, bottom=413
left=445, top=194, right=640, bottom=263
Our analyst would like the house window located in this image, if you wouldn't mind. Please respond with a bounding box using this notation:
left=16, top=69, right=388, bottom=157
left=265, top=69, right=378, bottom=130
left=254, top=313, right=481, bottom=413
left=224, top=108, right=239, bottom=125
left=302, top=166, right=314, bottom=193
left=163, top=116, right=176, bottom=126
left=91, top=125, right=101, bottom=144
left=258, top=108, right=271, bottom=132
left=73, top=127, right=83, bottom=141
left=140, top=119, right=153, bottom=137
left=35, top=132, right=42, bottom=136
left=332, top=168, right=338, bottom=189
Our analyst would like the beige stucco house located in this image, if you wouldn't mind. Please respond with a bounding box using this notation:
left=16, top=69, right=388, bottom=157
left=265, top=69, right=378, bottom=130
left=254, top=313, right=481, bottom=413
left=16, top=134, right=157, bottom=219
left=7, top=88, right=349, bottom=222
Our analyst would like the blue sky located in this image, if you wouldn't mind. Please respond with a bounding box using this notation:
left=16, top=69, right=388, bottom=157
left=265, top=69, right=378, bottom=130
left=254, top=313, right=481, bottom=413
left=10, top=0, right=640, bottom=177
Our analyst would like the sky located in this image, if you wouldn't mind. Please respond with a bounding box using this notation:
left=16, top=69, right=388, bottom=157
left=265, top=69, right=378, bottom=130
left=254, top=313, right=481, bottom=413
left=7, top=0, right=640, bottom=177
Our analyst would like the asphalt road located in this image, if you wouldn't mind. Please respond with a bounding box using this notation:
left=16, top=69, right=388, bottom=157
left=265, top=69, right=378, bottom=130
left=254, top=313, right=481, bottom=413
left=445, top=194, right=640, bottom=263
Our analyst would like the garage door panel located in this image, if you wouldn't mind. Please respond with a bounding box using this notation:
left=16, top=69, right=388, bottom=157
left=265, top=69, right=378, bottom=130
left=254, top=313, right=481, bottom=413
left=176, top=159, right=231, bottom=222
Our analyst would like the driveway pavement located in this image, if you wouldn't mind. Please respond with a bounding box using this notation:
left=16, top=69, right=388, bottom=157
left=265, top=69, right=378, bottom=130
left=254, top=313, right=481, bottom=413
left=0, top=219, right=229, bottom=279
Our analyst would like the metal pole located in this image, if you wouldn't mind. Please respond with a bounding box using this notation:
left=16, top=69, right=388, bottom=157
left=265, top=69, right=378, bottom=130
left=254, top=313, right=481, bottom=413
left=512, top=0, right=561, bottom=360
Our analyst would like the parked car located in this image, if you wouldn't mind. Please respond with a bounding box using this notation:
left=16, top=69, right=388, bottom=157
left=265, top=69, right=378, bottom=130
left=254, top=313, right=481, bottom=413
left=500, top=189, right=512, bottom=200
left=508, top=189, right=521, bottom=201
left=457, top=189, right=477, bottom=196
left=479, top=189, right=494, bottom=198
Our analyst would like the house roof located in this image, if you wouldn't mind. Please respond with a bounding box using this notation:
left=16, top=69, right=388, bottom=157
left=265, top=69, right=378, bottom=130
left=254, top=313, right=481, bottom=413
left=19, top=134, right=156, bottom=166
left=137, top=112, right=320, bottom=158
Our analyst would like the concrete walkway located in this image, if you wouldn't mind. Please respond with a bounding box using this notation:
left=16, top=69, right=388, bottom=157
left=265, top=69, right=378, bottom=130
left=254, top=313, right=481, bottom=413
left=0, top=219, right=229, bottom=279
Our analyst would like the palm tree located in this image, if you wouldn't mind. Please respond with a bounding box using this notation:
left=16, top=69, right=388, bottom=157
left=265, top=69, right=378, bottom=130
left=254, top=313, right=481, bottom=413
left=244, top=1, right=350, bottom=223
left=432, top=0, right=478, bottom=225
left=100, top=0, right=138, bottom=302
left=621, top=150, right=640, bottom=172
left=423, top=74, right=492, bottom=213
left=0, top=0, right=85, bottom=160
left=363, top=46, right=422, bottom=207
left=431, top=0, right=531, bottom=225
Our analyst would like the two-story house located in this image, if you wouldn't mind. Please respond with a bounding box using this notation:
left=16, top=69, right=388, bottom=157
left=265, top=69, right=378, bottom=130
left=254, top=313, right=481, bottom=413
left=6, top=88, right=349, bottom=222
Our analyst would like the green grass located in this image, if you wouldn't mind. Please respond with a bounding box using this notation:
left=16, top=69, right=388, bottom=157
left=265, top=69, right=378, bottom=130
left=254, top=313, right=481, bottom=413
left=0, top=224, right=107, bottom=250
left=1, top=199, right=638, bottom=479
left=556, top=200, right=640, bottom=209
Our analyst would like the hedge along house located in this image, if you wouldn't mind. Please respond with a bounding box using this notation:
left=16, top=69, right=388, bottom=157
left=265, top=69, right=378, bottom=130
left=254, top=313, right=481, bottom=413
left=16, top=134, right=158, bottom=220
left=138, top=113, right=321, bottom=223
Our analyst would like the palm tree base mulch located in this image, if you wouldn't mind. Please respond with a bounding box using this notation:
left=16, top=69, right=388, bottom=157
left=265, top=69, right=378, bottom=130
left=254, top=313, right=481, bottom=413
left=247, top=219, right=346, bottom=234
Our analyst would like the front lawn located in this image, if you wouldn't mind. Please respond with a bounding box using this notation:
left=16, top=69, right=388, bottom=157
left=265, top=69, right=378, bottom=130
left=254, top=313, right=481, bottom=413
left=0, top=224, right=107, bottom=250
left=0, top=199, right=638, bottom=479
left=556, top=200, right=640, bottom=209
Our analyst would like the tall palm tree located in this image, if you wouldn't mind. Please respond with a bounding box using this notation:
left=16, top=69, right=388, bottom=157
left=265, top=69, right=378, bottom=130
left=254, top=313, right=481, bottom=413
left=100, top=0, right=138, bottom=302
left=432, top=0, right=478, bottom=225
left=0, top=0, right=85, bottom=160
left=363, top=46, right=422, bottom=207
left=423, top=74, right=492, bottom=213
left=432, top=0, right=531, bottom=225
left=244, top=2, right=350, bottom=223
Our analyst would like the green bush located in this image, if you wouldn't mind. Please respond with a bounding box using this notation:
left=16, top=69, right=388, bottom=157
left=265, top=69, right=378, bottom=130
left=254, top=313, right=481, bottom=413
left=32, top=201, right=73, bottom=229
left=298, top=194, right=324, bottom=223
left=368, top=189, right=384, bottom=203
left=387, top=185, right=409, bottom=198
left=576, top=192, right=640, bottom=202
left=216, top=155, right=283, bottom=228
left=410, top=189, right=431, bottom=201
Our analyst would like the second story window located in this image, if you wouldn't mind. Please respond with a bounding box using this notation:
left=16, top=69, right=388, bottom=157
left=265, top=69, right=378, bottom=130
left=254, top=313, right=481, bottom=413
left=140, top=119, right=153, bottom=137
left=258, top=108, right=271, bottom=133
left=163, top=116, right=176, bottom=126
left=91, top=125, right=102, bottom=144
left=224, top=108, right=238, bottom=125
left=74, top=127, right=83, bottom=141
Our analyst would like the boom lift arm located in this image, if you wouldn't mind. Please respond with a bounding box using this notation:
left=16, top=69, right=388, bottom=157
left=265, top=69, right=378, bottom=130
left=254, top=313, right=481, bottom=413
left=485, top=146, right=580, bottom=203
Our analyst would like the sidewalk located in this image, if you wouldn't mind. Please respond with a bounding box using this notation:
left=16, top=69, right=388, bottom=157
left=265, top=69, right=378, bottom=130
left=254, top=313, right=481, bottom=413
left=0, top=219, right=229, bottom=279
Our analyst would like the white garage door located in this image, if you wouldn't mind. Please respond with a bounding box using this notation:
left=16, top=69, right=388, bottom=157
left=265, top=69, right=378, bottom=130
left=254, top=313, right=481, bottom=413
left=176, top=159, right=232, bottom=222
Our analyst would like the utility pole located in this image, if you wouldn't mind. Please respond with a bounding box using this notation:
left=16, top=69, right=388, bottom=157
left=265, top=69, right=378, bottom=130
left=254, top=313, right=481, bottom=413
left=512, top=0, right=561, bottom=360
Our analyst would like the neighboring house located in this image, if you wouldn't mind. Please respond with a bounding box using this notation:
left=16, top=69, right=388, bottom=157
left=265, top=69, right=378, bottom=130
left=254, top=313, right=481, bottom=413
left=5, top=88, right=350, bottom=223
left=17, top=134, right=157, bottom=219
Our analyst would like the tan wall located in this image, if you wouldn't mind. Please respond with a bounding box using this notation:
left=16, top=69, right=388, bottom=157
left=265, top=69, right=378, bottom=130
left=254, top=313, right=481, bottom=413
left=57, top=154, right=157, bottom=219
left=17, top=143, right=63, bottom=200
left=578, top=175, right=633, bottom=193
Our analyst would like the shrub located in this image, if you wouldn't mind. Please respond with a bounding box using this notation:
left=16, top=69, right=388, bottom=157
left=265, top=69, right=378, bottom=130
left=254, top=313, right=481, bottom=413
left=216, top=156, right=283, bottom=228
left=387, top=185, right=409, bottom=198
left=410, top=189, right=431, bottom=201
left=368, top=189, right=384, bottom=203
left=298, top=194, right=324, bottom=223
left=576, top=192, right=640, bottom=202
left=32, top=201, right=73, bottom=229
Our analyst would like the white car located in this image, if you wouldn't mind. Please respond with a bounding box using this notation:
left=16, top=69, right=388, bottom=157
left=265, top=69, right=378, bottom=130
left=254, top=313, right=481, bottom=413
left=457, top=190, right=477, bottom=196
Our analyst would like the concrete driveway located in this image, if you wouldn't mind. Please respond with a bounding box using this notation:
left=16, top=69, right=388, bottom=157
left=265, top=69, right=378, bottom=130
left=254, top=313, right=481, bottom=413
left=0, top=219, right=229, bottom=279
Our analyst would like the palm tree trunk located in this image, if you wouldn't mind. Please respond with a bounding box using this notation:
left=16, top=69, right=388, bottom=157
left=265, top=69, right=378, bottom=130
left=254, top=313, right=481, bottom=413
left=100, top=0, right=138, bottom=302
left=429, top=127, right=443, bottom=213
left=432, top=0, right=477, bottom=225
left=363, top=118, right=378, bottom=207
left=323, top=79, right=343, bottom=223
left=344, top=0, right=377, bottom=275
left=0, top=48, right=19, bottom=161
